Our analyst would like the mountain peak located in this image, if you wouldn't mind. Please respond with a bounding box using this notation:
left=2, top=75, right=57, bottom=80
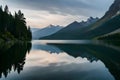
left=73, top=21, right=79, bottom=24
left=48, top=24, right=62, bottom=28
left=102, top=0, right=120, bottom=18
left=48, top=24, right=54, bottom=27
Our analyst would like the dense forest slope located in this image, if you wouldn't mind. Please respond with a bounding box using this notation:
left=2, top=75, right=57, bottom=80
left=0, top=5, right=32, bottom=41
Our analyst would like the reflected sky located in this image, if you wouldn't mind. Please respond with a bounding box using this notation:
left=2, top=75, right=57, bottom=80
left=25, top=50, right=89, bottom=67
left=32, top=40, right=97, bottom=44
left=0, top=44, right=115, bottom=80
left=1, top=40, right=120, bottom=80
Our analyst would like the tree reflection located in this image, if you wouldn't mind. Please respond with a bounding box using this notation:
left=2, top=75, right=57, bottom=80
left=0, top=42, right=31, bottom=78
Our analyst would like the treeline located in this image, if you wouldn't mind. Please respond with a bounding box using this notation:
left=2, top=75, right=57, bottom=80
left=98, top=33, right=120, bottom=40
left=0, top=5, right=32, bottom=41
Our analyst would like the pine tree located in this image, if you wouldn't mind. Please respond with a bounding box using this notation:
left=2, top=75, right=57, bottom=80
left=0, top=5, right=32, bottom=41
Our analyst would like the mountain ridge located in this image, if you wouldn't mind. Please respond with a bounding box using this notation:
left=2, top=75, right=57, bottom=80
left=41, top=0, right=120, bottom=40
left=40, top=17, right=99, bottom=39
left=32, top=25, right=63, bottom=39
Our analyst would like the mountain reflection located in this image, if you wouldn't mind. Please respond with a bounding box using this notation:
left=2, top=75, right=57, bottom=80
left=31, top=40, right=120, bottom=80
left=0, top=40, right=120, bottom=80
left=0, top=42, right=32, bottom=78
left=48, top=43, right=120, bottom=80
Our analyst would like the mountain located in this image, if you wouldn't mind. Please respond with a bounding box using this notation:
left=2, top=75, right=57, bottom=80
left=31, top=28, right=40, bottom=33
left=41, top=17, right=99, bottom=39
left=32, top=25, right=63, bottom=39
left=102, top=0, right=120, bottom=19
left=54, top=17, right=99, bottom=33
left=80, top=14, right=120, bottom=39
left=91, top=0, right=120, bottom=29
left=41, top=0, right=120, bottom=40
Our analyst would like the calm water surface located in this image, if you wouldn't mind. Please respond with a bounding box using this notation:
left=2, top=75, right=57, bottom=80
left=0, top=40, right=120, bottom=80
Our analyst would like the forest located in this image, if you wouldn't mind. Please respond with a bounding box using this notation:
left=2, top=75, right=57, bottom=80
left=0, top=5, right=32, bottom=41
left=98, top=33, right=120, bottom=40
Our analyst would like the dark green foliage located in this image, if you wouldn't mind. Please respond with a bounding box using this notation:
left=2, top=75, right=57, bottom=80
left=0, top=42, right=32, bottom=78
left=0, top=5, right=32, bottom=41
left=98, top=33, right=120, bottom=40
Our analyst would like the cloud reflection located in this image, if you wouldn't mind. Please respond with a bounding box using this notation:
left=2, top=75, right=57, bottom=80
left=26, top=50, right=89, bottom=67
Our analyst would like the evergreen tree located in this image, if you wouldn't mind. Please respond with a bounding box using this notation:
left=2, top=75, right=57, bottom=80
left=4, top=5, right=9, bottom=13
left=0, top=5, right=32, bottom=41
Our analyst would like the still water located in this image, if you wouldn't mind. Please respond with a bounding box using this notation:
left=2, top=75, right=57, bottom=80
left=0, top=40, right=120, bottom=80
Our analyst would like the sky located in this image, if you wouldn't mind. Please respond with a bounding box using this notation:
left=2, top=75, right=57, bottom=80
left=0, top=0, right=114, bottom=28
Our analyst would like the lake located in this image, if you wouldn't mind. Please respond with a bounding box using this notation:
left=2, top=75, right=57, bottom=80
left=0, top=40, right=120, bottom=80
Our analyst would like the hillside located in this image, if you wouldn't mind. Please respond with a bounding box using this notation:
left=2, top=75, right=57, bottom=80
left=41, top=17, right=99, bottom=39
left=81, top=14, right=120, bottom=39
left=32, top=25, right=62, bottom=39
left=41, top=0, right=120, bottom=40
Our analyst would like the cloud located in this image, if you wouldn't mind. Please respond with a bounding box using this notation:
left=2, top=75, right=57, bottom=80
left=4, top=0, right=114, bottom=17
left=0, top=0, right=114, bottom=28
left=24, top=10, right=87, bottom=28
